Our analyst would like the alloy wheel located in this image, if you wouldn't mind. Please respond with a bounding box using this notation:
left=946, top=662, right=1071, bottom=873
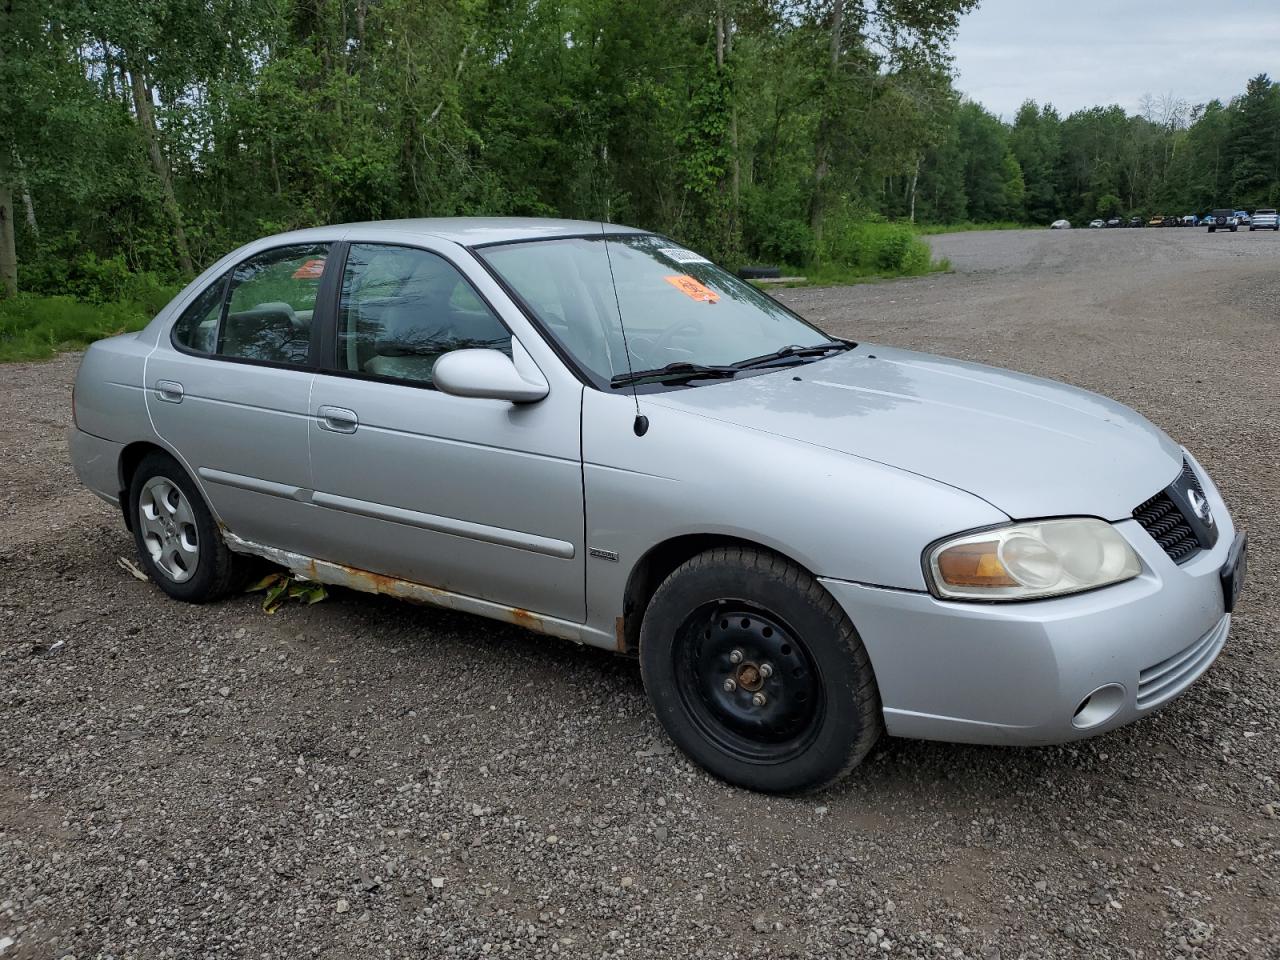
left=137, top=476, right=200, bottom=583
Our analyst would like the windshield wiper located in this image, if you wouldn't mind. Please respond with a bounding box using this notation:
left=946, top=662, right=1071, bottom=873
left=610, top=362, right=740, bottom=388
left=732, top=341, right=854, bottom=370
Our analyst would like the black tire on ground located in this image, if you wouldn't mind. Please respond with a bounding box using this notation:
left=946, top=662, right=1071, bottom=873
left=736, top=265, right=782, bottom=280
left=639, top=546, right=883, bottom=793
left=127, top=451, right=246, bottom=603
left=1208, top=227, right=1216, bottom=233
left=1231, top=226, right=1238, bottom=232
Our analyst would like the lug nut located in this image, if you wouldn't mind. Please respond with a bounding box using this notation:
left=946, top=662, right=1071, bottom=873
left=729, top=649, right=743, bottom=664
left=723, top=678, right=737, bottom=692
left=751, top=692, right=767, bottom=707
left=759, top=663, right=773, bottom=679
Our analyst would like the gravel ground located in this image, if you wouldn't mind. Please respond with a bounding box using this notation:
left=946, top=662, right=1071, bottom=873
left=2, top=227, right=1278, bottom=959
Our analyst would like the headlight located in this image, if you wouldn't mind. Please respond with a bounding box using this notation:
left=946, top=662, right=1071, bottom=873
left=925, top=518, right=1141, bottom=601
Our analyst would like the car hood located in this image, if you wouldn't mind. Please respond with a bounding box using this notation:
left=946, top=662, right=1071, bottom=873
left=645, top=345, right=1183, bottom=520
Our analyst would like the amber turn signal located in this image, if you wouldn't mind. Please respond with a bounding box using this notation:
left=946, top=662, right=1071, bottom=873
left=934, top=541, right=1017, bottom=587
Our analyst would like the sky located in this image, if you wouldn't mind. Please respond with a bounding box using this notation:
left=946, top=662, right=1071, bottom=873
left=950, top=0, right=1280, bottom=119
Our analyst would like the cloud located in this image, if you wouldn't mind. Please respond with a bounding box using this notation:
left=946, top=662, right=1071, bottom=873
left=952, top=0, right=1280, bottom=118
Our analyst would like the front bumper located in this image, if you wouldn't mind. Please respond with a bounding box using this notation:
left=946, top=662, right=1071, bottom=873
left=821, top=464, right=1238, bottom=747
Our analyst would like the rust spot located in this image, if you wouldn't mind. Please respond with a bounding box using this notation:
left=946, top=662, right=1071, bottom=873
left=509, top=607, right=544, bottom=631
left=615, top=616, right=627, bottom=653
left=304, top=557, right=551, bottom=636
left=736, top=663, right=764, bottom=692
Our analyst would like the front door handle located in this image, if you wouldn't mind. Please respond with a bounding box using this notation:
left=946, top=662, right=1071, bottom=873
left=317, top=405, right=359, bottom=434
left=155, top=380, right=184, bottom=403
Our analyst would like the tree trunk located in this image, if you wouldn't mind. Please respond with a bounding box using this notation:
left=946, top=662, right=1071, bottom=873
left=14, top=153, right=37, bottom=235
left=809, top=0, right=845, bottom=254
left=716, top=5, right=740, bottom=249
left=0, top=185, right=16, bottom=298
left=908, top=155, right=920, bottom=223
left=128, top=65, right=195, bottom=276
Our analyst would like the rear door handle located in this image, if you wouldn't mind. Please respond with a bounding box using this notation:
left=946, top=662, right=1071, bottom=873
left=317, top=405, right=359, bottom=434
left=155, top=380, right=184, bottom=403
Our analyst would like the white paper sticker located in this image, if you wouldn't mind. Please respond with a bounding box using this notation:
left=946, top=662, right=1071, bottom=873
left=658, top=247, right=710, bottom=264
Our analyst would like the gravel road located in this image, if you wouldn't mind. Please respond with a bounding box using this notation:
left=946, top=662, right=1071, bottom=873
left=2, top=227, right=1277, bottom=959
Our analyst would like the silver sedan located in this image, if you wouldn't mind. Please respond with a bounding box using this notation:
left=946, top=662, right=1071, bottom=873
left=69, top=218, right=1247, bottom=792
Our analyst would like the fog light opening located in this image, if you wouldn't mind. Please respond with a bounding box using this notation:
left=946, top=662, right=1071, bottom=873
left=1072, top=683, right=1126, bottom=730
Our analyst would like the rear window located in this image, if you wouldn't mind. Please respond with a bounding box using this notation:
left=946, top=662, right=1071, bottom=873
left=1257, top=209, right=1277, bottom=215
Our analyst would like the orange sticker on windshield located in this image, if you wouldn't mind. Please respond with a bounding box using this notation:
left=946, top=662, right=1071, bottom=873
left=292, top=259, right=326, bottom=280
left=664, top=274, right=719, bottom=303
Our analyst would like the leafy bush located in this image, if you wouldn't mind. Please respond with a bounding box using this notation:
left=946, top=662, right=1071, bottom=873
left=0, top=295, right=152, bottom=362
left=19, top=236, right=179, bottom=312
left=818, top=219, right=934, bottom=276
left=740, top=187, right=815, bottom=267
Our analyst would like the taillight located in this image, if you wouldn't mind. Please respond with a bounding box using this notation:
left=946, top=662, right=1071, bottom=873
left=71, top=381, right=78, bottom=429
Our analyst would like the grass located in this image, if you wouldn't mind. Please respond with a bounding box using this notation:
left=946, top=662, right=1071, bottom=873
left=0, top=295, right=157, bottom=362
left=757, top=257, right=952, bottom=289
left=913, top=220, right=1039, bottom=235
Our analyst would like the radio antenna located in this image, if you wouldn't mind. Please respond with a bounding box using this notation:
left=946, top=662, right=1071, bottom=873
left=600, top=221, right=648, bottom=436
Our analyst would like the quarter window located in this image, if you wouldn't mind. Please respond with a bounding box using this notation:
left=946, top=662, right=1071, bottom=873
left=218, top=244, right=329, bottom=364
left=171, top=274, right=227, bottom=353
left=338, top=243, right=511, bottom=386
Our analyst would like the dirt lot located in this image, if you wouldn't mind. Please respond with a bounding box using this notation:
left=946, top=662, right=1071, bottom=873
left=2, top=227, right=1277, bottom=959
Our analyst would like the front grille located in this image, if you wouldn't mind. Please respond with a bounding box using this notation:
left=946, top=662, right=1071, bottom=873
left=1132, top=460, right=1211, bottom=564
left=1133, top=491, right=1200, bottom=562
left=1137, top=616, right=1229, bottom=709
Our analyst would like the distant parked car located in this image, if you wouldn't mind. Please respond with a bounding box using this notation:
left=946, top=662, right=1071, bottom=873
left=1205, top=209, right=1239, bottom=233
left=1148, top=215, right=1167, bottom=228
left=1105, top=218, right=1122, bottom=228
left=1050, top=219, right=1071, bottom=229
left=1089, top=219, right=1105, bottom=228
left=1128, top=217, right=1144, bottom=228
left=1180, top=215, right=1199, bottom=227
left=1234, top=211, right=1251, bottom=227
left=1249, top=209, right=1278, bottom=231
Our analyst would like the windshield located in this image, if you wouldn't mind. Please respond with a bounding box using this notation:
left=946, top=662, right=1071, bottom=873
left=478, top=234, right=836, bottom=388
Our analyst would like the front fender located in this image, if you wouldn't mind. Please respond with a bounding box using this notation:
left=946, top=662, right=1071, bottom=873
left=581, top=391, right=1007, bottom=640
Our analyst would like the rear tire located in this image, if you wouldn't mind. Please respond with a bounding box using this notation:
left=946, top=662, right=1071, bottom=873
left=1208, top=227, right=1216, bottom=233
left=639, top=546, right=883, bottom=793
left=127, top=452, right=245, bottom=603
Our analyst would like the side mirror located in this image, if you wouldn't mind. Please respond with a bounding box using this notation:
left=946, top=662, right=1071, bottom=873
left=432, top=347, right=549, bottom=403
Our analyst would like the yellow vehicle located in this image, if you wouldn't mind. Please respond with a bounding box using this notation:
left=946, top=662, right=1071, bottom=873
left=1148, top=215, right=1167, bottom=227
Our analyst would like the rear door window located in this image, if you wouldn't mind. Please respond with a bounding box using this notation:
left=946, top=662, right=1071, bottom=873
left=218, top=244, right=330, bottom=365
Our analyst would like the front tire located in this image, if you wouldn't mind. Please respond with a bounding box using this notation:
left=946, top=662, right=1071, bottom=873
left=639, top=547, right=883, bottom=793
left=128, top=452, right=245, bottom=602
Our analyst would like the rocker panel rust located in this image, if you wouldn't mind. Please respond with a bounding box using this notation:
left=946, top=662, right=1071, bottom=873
left=223, top=532, right=616, bottom=649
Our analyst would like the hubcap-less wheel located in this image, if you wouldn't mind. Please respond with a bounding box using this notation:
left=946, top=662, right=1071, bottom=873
left=673, top=602, right=824, bottom=764
left=137, top=476, right=200, bottom=583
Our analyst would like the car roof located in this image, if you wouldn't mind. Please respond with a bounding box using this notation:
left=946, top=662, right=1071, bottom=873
left=256, top=217, right=650, bottom=249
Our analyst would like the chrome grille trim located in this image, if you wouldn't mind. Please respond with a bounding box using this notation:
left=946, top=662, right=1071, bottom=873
left=1137, top=615, right=1229, bottom=709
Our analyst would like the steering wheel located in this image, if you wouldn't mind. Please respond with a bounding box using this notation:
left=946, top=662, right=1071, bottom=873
left=648, top=317, right=705, bottom=358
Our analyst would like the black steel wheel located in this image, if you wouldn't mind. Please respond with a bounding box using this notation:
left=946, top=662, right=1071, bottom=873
left=673, top=603, right=824, bottom=764
left=640, top=546, right=883, bottom=793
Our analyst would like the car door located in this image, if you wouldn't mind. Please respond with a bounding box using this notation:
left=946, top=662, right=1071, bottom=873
left=146, top=242, right=334, bottom=554
left=306, top=240, right=586, bottom=623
